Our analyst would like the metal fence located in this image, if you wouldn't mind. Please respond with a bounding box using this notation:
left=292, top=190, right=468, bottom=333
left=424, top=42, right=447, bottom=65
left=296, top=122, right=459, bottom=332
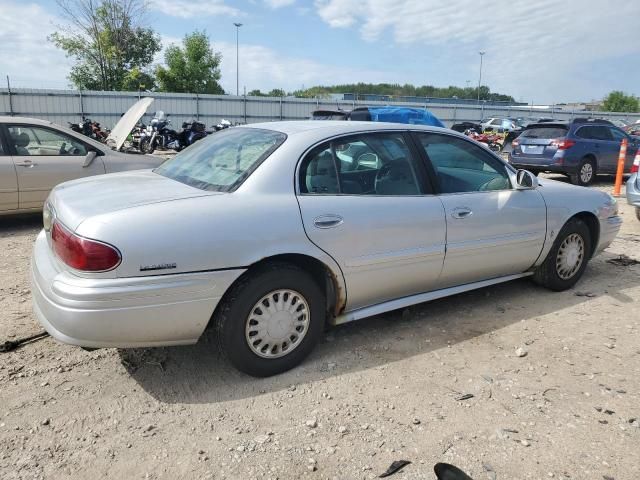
left=1, top=87, right=640, bottom=129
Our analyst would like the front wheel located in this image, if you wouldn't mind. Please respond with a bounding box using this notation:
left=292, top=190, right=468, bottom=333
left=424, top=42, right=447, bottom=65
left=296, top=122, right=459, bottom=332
left=532, top=218, right=591, bottom=291
left=214, top=262, right=325, bottom=377
left=570, top=157, right=596, bottom=186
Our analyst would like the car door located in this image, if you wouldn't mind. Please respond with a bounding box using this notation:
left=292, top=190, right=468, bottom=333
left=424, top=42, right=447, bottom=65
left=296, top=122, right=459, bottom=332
left=0, top=128, right=18, bottom=211
left=574, top=126, right=614, bottom=172
left=296, top=131, right=447, bottom=311
left=609, top=127, right=638, bottom=171
left=411, top=131, right=547, bottom=288
left=7, top=124, right=105, bottom=210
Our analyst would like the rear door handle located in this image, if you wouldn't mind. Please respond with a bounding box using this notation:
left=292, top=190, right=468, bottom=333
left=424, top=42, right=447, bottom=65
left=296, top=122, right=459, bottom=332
left=313, top=214, right=343, bottom=229
left=15, top=160, right=37, bottom=167
left=451, top=207, right=473, bottom=219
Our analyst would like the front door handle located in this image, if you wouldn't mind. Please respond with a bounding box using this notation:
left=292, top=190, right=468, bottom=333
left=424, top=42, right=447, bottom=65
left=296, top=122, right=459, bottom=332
left=313, top=214, right=343, bottom=229
left=451, top=207, right=473, bottom=219
left=15, top=160, right=37, bottom=167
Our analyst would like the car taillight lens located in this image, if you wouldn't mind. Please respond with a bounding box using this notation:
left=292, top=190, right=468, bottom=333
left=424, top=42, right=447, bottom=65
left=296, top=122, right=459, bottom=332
left=51, top=221, right=121, bottom=272
left=632, top=154, right=640, bottom=173
left=551, top=138, right=576, bottom=150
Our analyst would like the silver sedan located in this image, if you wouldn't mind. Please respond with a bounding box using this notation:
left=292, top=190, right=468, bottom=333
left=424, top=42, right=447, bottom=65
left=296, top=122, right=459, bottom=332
left=0, top=116, right=163, bottom=215
left=31, top=121, right=622, bottom=376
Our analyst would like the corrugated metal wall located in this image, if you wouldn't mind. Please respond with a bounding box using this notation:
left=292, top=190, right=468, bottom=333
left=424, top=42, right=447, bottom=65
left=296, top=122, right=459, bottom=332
left=1, top=88, right=639, bottom=129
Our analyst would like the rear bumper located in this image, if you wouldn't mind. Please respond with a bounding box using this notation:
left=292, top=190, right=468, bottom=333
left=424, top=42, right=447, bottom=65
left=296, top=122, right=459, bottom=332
left=595, top=215, right=623, bottom=255
left=626, top=173, right=640, bottom=207
left=509, top=154, right=575, bottom=173
left=31, top=230, right=244, bottom=348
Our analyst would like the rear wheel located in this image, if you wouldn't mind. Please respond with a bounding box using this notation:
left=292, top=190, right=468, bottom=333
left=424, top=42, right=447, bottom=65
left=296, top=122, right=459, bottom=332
left=214, top=262, right=325, bottom=377
left=532, top=218, right=591, bottom=291
left=570, top=157, right=596, bottom=186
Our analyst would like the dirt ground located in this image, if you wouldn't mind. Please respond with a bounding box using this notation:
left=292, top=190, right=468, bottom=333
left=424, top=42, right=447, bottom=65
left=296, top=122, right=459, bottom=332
left=1, top=178, right=639, bottom=480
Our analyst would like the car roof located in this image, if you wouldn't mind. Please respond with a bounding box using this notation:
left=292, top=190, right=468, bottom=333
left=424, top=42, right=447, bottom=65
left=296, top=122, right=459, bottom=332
left=238, top=120, right=451, bottom=137
left=0, top=115, right=58, bottom=126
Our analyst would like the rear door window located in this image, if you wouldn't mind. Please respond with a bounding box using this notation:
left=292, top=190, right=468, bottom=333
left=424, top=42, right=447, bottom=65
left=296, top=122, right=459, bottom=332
left=575, top=126, right=612, bottom=140
left=521, top=126, right=568, bottom=139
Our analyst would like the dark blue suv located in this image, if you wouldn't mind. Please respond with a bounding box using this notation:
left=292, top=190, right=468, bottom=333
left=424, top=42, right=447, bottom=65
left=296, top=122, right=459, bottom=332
left=509, top=118, right=639, bottom=186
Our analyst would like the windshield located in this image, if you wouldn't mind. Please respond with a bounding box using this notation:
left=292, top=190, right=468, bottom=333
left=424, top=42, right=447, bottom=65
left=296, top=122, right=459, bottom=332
left=155, top=128, right=286, bottom=192
left=521, top=126, right=568, bottom=139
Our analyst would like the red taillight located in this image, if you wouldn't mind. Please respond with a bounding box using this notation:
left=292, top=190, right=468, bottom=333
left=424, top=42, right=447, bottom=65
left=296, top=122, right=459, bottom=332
left=632, top=153, right=640, bottom=173
left=551, top=138, right=576, bottom=150
left=51, top=221, right=121, bottom=272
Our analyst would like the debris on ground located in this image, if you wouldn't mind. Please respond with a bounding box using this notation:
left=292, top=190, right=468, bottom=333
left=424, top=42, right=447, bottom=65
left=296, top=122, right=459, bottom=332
left=433, top=462, right=474, bottom=480
left=606, top=255, right=640, bottom=267
left=0, top=331, right=49, bottom=352
left=515, top=347, right=528, bottom=357
left=379, top=460, right=411, bottom=478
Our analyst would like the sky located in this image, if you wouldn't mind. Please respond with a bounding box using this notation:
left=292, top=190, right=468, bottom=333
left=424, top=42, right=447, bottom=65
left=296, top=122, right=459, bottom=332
left=0, top=0, right=639, bottom=103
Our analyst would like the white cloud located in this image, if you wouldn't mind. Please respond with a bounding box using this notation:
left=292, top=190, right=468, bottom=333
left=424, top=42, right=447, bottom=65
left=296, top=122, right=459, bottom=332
left=213, top=41, right=396, bottom=94
left=313, top=0, right=640, bottom=102
left=150, top=0, right=244, bottom=18
left=0, top=1, right=72, bottom=89
left=264, top=0, right=296, bottom=8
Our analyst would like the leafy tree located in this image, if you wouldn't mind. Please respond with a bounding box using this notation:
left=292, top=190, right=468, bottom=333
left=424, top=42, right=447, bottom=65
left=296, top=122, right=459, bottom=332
left=268, top=88, right=286, bottom=97
left=290, top=82, right=514, bottom=102
left=602, top=91, right=639, bottom=113
left=248, top=89, right=265, bottom=96
left=49, top=0, right=161, bottom=91
left=156, top=31, right=224, bottom=94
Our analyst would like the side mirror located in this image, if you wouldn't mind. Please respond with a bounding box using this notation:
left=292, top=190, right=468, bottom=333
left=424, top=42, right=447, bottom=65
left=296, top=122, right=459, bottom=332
left=83, top=150, right=98, bottom=167
left=515, top=169, right=538, bottom=190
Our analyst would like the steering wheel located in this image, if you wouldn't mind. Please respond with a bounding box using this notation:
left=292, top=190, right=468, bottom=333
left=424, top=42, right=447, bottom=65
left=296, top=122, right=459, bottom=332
left=373, top=162, right=393, bottom=191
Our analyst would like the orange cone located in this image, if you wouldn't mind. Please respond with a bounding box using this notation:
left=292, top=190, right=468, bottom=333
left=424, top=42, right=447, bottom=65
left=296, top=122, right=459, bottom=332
left=613, top=138, right=627, bottom=197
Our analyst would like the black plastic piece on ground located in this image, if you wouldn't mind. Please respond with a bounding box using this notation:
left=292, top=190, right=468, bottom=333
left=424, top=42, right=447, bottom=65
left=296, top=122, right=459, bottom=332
left=379, top=460, right=411, bottom=478
left=434, top=463, right=474, bottom=480
left=0, top=331, right=49, bottom=353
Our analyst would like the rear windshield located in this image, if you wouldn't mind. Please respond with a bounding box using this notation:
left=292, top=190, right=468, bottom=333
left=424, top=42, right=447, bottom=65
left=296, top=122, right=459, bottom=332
left=521, top=126, right=568, bottom=139
left=155, top=128, right=286, bottom=192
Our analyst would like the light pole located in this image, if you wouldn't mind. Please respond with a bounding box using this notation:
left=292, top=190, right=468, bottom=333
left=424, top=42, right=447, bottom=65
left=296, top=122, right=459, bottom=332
left=233, top=22, right=243, bottom=96
left=477, top=51, right=485, bottom=104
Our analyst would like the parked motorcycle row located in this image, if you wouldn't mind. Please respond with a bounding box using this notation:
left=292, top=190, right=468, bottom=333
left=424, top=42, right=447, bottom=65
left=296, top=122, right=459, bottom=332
left=124, top=112, right=233, bottom=154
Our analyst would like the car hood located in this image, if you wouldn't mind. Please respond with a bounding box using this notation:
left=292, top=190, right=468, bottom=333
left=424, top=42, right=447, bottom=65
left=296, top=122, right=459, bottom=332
left=49, top=170, right=216, bottom=231
left=105, top=97, right=154, bottom=151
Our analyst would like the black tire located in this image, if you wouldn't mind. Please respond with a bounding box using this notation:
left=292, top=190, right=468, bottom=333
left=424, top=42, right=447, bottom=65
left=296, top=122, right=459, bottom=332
left=532, top=218, right=591, bottom=291
left=570, top=157, right=596, bottom=186
left=140, top=137, right=155, bottom=154
left=636, top=207, right=640, bottom=222
left=214, top=262, right=325, bottom=377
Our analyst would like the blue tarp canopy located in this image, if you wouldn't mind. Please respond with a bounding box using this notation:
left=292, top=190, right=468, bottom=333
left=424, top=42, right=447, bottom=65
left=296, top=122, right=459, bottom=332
left=357, top=106, right=445, bottom=128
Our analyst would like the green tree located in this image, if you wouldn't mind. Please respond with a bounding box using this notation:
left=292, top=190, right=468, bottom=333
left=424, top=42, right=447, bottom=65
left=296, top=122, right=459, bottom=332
left=49, top=0, right=161, bottom=91
left=156, top=31, right=224, bottom=94
left=267, top=88, right=286, bottom=97
left=602, top=91, right=639, bottom=113
left=248, top=89, right=265, bottom=96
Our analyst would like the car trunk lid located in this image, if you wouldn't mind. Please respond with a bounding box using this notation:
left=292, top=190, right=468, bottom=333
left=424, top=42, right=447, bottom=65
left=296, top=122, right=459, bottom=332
left=514, top=124, right=569, bottom=158
left=48, top=170, right=216, bottom=231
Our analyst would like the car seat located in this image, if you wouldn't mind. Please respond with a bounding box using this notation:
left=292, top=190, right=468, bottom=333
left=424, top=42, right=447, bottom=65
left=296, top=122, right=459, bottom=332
left=12, top=132, right=30, bottom=156
left=374, top=159, right=419, bottom=195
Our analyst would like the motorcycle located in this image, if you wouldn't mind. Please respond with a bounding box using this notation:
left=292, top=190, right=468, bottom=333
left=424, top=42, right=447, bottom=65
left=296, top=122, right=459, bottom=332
left=68, top=118, right=108, bottom=143
left=140, top=112, right=208, bottom=154
left=139, top=111, right=180, bottom=154
left=464, top=128, right=503, bottom=152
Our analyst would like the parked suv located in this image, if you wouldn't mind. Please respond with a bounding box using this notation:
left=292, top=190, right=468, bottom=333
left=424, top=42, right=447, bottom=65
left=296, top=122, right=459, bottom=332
left=509, top=118, right=639, bottom=186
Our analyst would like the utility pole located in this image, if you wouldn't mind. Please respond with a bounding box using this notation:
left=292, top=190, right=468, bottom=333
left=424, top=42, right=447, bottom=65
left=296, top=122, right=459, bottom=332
left=234, top=23, right=243, bottom=96
left=477, top=51, right=485, bottom=104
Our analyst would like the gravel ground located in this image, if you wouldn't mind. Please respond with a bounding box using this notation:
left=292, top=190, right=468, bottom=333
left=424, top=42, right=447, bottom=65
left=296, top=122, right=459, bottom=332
left=1, top=178, right=639, bottom=480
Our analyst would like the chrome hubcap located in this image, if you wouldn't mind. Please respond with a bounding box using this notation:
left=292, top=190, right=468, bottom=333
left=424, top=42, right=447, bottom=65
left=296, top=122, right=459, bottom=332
left=245, top=289, right=310, bottom=359
left=556, top=233, right=585, bottom=280
left=580, top=163, right=593, bottom=183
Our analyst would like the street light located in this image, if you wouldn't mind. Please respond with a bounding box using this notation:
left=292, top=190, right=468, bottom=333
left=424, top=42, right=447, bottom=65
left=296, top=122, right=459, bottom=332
left=477, top=51, right=485, bottom=104
left=233, top=22, right=243, bottom=96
